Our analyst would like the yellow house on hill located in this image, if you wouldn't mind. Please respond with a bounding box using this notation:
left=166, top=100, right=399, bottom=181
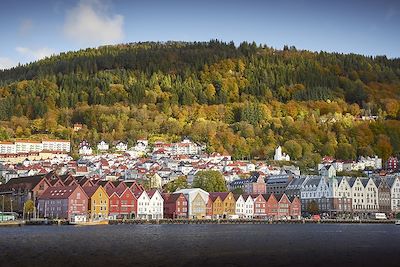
left=83, top=185, right=109, bottom=220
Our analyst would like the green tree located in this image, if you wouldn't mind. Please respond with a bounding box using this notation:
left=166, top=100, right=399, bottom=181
left=163, top=176, right=188, bottom=193
left=284, top=140, right=302, bottom=160
left=231, top=187, right=244, bottom=195
left=192, top=170, right=227, bottom=192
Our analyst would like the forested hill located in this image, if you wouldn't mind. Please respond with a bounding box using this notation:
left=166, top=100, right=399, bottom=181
left=0, top=40, right=400, bottom=166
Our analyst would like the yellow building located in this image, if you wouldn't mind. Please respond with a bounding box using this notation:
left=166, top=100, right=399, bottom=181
left=192, top=193, right=207, bottom=219
left=209, top=192, right=236, bottom=218
left=83, top=185, right=109, bottom=220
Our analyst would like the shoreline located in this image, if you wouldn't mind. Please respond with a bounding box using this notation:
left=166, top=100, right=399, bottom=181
left=1, top=219, right=397, bottom=227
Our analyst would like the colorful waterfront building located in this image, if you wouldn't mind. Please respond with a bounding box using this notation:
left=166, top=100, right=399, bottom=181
left=37, top=185, right=88, bottom=221
left=162, top=193, right=188, bottom=219
left=83, top=185, right=109, bottom=220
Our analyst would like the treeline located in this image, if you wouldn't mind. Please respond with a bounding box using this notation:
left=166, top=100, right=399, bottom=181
left=0, top=41, right=400, bottom=165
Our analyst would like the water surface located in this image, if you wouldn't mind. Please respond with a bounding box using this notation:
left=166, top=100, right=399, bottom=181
left=1, top=224, right=399, bottom=267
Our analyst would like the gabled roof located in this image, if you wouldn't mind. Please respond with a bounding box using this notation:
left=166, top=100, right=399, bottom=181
left=0, top=174, right=47, bottom=192
left=347, top=177, right=357, bottom=187
left=209, top=192, right=230, bottom=202
left=387, top=176, right=398, bottom=187
left=39, top=185, right=86, bottom=200
left=262, top=193, right=278, bottom=202
left=233, top=194, right=241, bottom=201
left=146, top=189, right=160, bottom=198
left=360, top=178, right=370, bottom=187
left=82, top=185, right=101, bottom=198
left=163, top=193, right=186, bottom=203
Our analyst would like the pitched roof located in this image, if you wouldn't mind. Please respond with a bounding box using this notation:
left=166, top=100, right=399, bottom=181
left=146, top=189, right=159, bottom=198
left=209, top=192, right=230, bottom=201
left=0, top=174, right=47, bottom=192
left=82, top=185, right=100, bottom=198
left=39, top=185, right=84, bottom=200
left=163, top=193, right=185, bottom=203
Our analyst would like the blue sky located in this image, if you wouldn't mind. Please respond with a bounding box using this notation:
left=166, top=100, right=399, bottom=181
left=0, top=0, right=399, bottom=69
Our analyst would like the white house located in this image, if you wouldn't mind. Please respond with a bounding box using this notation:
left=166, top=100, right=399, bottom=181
left=147, top=189, right=164, bottom=219
left=97, top=141, right=109, bottom=152
left=78, top=145, right=93, bottom=155
left=0, top=141, right=16, bottom=154
left=274, top=146, right=290, bottom=161
left=171, top=138, right=202, bottom=155
left=178, top=163, right=193, bottom=175
left=301, top=176, right=333, bottom=212
left=319, top=165, right=336, bottom=178
left=234, top=195, right=246, bottom=218
left=331, top=177, right=352, bottom=213
left=136, top=190, right=150, bottom=220
left=134, top=139, right=148, bottom=153
left=115, top=141, right=128, bottom=152
left=389, top=176, right=400, bottom=213
left=363, top=178, right=379, bottom=212
left=15, top=140, right=43, bottom=153
left=349, top=177, right=378, bottom=213
left=42, top=139, right=71, bottom=152
left=244, top=195, right=254, bottom=219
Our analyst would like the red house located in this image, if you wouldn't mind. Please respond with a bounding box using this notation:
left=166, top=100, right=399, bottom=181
left=37, top=185, right=88, bottom=221
left=263, top=194, right=278, bottom=219
left=119, top=187, right=137, bottom=219
left=252, top=194, right=267, bottom=219
left=107, top=187, right=137, bottom=219
left=277, top=194, right=291, bottom=219
left=162, top=193, right=188, bottom=219
left=289, top=196, right=302, bottom=219
left=108, top=188, right=121, bottom=218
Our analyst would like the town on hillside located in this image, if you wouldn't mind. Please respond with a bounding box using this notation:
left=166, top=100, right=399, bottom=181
left=0, top=137, right=399, bottom=222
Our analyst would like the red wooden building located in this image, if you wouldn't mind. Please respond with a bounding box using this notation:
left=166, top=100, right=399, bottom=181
left=263, top=193, right=279, bottom=219
left=252, top=194, right=267, bottom=219
left=162, top=193, right=188, bottom=219
left=107, top=187, right=137, bottom=219
left=289, top=196, right=302, bottom=219
left=37, top=185, right=88, bottom=221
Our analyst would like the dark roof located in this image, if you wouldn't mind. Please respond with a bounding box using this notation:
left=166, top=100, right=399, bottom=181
left=0, top=174, right=47, bottom=192
left=82, top=185, right=100, bottom=198
left=164, top=193, right=186, bottom=203
left=146, top=189, right=159, bottom=198
left=262, top=193, right=276, bottom=202
left=209, top=192, right=230, bottom=201
left=360, top=178, right=370, bottom=187
left=347, top=177, right=357, bottom=187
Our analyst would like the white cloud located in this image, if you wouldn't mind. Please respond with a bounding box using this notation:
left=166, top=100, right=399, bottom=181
left=0, top=57, right=16, bottom=70
left=63, top=0, right=124, bottom=46
left=16, top=46, right=55, bottom=61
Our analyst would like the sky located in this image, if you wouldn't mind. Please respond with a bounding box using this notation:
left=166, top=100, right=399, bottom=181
left=0, top=0, right=399, bottom=70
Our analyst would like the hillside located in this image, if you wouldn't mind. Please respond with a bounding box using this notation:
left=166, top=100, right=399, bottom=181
left=0, top=40, right=400, bottom=166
